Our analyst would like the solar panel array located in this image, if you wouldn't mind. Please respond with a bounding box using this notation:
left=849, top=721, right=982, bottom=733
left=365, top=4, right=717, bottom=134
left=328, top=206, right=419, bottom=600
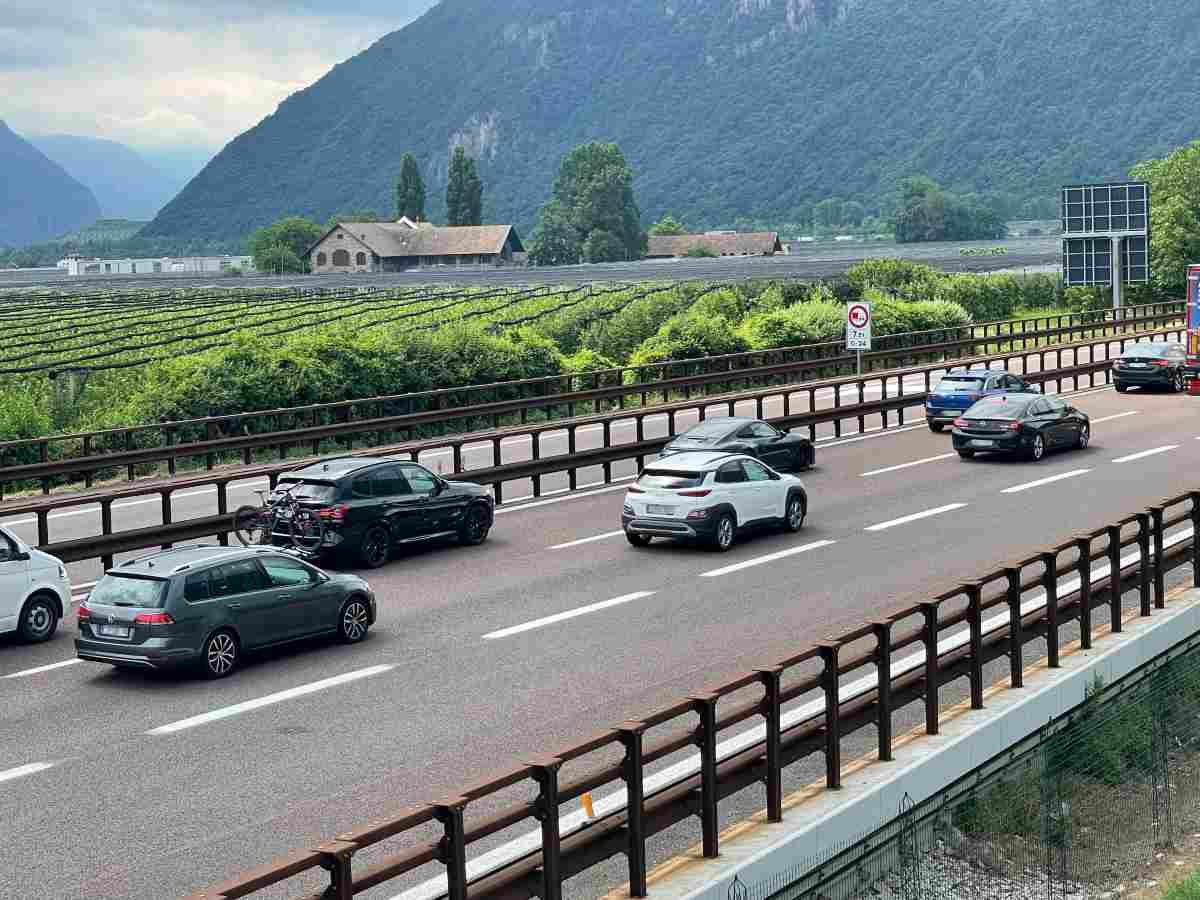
left=1060, top=182, right=1150, bottom=286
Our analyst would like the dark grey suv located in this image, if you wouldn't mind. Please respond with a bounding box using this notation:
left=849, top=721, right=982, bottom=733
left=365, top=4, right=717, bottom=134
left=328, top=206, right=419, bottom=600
left=75, top=546, right=376, bottom=678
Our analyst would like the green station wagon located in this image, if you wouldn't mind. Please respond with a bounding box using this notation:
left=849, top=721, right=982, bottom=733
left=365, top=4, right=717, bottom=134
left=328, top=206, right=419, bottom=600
left=75, top=546, right=376, bottom=678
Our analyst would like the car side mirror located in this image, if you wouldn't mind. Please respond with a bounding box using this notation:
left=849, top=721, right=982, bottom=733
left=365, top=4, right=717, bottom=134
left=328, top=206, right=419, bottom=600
left=13, top=551, right=29, bottom=562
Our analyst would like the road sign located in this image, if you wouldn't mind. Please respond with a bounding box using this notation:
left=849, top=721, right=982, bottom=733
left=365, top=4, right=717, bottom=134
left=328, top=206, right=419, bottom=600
left=847, top=302, right=871, bottom=351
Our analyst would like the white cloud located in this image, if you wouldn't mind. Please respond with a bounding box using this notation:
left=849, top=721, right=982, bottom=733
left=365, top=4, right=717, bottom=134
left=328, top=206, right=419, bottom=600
left=0, top=1, right=437, bottom=152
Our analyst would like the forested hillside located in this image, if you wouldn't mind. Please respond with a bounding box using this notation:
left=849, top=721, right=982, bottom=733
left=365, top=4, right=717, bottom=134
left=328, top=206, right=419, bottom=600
left=0, top=121, right=101, bottom=247
left=143, top=0, right=1200, bottom=241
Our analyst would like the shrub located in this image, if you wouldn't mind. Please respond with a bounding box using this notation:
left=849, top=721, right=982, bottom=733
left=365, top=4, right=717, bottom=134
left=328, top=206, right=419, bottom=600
left=561, top=347, right=618, bottom=375
left=737, top=302, right=845, bottom=350
left=847, top=258, right=941, bottom=293
left=627, top=310, right=747, bottom=366
left=0, top=385, right=54, bottom=460
left=684, top=245, right=718, bottom=258
left=933, top=273, right=1020, bottom=321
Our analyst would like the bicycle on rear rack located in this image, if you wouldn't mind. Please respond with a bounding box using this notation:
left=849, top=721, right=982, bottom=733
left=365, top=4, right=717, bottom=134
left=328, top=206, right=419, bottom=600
left=232, top=487, right=325, bottom=553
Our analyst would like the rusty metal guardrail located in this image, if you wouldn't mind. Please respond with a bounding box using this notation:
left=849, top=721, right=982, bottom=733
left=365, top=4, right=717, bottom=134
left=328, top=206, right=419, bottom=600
left=6, top=320, right=1185, bottom=569
left=0, top=301, right=1182, bottom=495
left=181, top=485, right=1200, bottom=900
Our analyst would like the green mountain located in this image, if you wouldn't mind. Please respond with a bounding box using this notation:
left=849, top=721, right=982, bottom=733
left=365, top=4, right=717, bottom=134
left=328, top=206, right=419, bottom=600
left=143, top=0, right=1200, bottom=241
left=0, top=120, right=102, bottom=248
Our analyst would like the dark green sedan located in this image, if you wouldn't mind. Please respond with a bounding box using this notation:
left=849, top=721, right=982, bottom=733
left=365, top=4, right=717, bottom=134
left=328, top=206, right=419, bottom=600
left=75, top=546, right=376, bottom=678
left=951, top=395, right=1091, bottom=461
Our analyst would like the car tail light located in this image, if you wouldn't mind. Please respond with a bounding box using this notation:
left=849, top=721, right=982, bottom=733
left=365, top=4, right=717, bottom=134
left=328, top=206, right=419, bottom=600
left=627, top=485, right=645, bottom=493
left=1007, top=421, right=1022, bottom=431
left=318, top=504, right=349, bottom=522
left=1152, top=359, right=1171, bottom=367
left=967, top=393, right=982, bottom=401
left=134, top=611, right=175, bottom=625
left=678, top=489, right=712, bottom=497
left=953, top=417, right=967, bottom=428
left=76, top=604, right=91, bottom=623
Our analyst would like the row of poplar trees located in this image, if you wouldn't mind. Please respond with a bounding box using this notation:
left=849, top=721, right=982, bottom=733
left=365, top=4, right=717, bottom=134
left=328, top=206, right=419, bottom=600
left=395, top=148, right=483, bottom=226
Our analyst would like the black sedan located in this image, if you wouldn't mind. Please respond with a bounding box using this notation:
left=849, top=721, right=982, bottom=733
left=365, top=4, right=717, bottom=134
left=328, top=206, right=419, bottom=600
left=951, top=395, right=1090, bottom=461
left=657, top=417, right=814, bottom=470
left=1113, top=341, right=1189, bottom=393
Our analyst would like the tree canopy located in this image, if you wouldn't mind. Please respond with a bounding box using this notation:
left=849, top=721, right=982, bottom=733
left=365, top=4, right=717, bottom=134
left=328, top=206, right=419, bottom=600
left=649, top=214, right=688, bottom=236
left=248, top=216, right=323, bottom=273
left=891, top=177, right=1005, bottom=243
left=395, top=154, right=426, bottom=222
left=529, top=143, right=647, bottom=266
left=446, top=146, right=484, bottom=226
left=1130, top=141, right=1200, bottom=293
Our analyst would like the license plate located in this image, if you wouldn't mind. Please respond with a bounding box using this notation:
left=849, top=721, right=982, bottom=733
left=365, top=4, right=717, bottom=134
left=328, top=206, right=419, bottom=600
left=1128, top=363, right=1147, bottom=368
left=275, top=508, right=292, bottom=520
left=96, top=624, right=132, bottom=639
left=942, top=409, right=963, bottom=416
left=970, top=439, right=994, bottom=448
left=646, top=504, right=675, bottom=515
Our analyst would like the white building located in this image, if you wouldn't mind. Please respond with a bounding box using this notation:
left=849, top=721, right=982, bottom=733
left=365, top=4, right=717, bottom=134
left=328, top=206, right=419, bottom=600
left=62, top=255, right=257, bottom=276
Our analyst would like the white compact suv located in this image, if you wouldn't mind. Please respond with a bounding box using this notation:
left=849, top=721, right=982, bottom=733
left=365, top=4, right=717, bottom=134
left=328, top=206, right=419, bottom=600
left=620, top=452, right=808, bottom=551
left=0, top=525, right=71, bottom=643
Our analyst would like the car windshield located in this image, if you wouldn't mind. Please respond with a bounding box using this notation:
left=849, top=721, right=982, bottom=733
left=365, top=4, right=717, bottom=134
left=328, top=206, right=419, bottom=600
left=1119, top=344, right=1172, bottom=358
left=965, top=397, right=1028, bottom=419
left=676, top=421, right=736, bottom=440
left=637, top=470, right=706, bottom=489
left=935, top=375, right=986, bottom=393
left=89, top=574, right=168, bottom=608
left=274, top=479, right=338, bottom=502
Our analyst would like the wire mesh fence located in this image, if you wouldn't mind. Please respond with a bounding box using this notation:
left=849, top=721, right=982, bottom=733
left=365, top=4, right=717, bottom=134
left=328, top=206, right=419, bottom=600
left=753, top=638, right=1200, bottom=900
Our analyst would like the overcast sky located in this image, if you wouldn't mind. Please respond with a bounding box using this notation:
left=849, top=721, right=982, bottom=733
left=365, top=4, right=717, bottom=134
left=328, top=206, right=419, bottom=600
left=1, top=0, right=438, bottom=153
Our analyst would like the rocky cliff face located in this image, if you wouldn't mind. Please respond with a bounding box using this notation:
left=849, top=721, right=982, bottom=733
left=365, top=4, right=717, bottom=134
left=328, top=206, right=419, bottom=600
left=143, top=0, right=1200, bottom=240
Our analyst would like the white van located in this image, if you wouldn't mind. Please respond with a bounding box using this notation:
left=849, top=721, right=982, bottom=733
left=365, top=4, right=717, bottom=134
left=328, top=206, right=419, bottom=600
left=0, top=525, right=71, bottom=642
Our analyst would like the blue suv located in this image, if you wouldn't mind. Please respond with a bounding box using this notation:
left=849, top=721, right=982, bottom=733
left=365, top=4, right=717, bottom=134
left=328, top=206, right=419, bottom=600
left=925, top=368, right=1037, bottom=432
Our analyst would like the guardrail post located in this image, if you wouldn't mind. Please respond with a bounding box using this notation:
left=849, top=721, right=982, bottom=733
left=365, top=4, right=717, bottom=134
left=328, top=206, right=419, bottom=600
left=1107, top=525, right=1124, bottom=632
left=434, top=797, right=469, bottom=900
left=1137, top=512, right=1153, bottom=616
left=818, top=642, right=842, bottom=787
left=1040, top=551, right=1060, bottom=668
left=619, top=722, right=648, bottom=897
left=216, top=483, right=229, bottom=547
left=525, top=757, right=563, bottom=900
left=1191, top=491, right=1200, bottom=589
left=313, top=839, right=356, bottom=900
left=531, top=434, right=542, bottom=498
left=871, top=620, right=893, bottom=761
left=755, top=666, right=783, bottom=821
left=1003, top=567, right=1023, bottom=687
left=82, top=435, right=94, bottom=487
left=689, top=692, right=720, bottom=857
left=1074, top=533, right=1093, bottom=650
left=920, top=601, right=940, bottom=734
left=160, top=490, right=174, bottom=550
left=100, top=499, right=114, bottom=570
left=1150, top=505, right=1166, bottom=609
left=966, top=583, right=984, bottom=709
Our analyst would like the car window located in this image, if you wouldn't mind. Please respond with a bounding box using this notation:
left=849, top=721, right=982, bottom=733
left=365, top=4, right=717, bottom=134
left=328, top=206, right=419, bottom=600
left=210, top=560, right=269, bottom=598
left=184, top=572, right=212, bottom=603
left=369, top=466, right=407, bottom=498
left=351, top=476, right=372, bottom=499
left=716, top=462, right=747, bottom=484
left=1120, top=344, right=1168, bottom=358
left=935, top=375, right=986, bottom=392
left=681, top=420, right=739, bottom=439
left=1045, top=397, right=1066, bottom=413
left=965, top=397, right=1027, bottom=418
left=748, top=423, right=778, bottom=438
left=274, top=479, right=339, bottom=503
left=261, top=556, right=316, bottom=588
left=1029, top=399, right=1051, bottom=416
left=639, top=469, right=706, bottom=489
left=401, top=465, right=438, bottom=495
left=90, top=574, right=168, bottom=608
left=741, top=460, right=772, bottom=482
left=0, top=530, right=15, bottom=563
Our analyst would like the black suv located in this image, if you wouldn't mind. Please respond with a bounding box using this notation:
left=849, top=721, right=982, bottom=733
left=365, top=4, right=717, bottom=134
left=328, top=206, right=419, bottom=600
left=269, top=457, right=495, bottom=568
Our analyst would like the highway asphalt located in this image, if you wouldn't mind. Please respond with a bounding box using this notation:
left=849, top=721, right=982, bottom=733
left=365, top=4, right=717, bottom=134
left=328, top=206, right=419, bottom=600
left=0, top=365, right=1197, bottom=899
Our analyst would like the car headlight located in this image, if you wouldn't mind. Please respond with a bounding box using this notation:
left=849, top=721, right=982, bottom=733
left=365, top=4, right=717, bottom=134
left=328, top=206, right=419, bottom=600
left=622, top=502, right=634, bottom=516
left=58, top=564, right=67, bottom=581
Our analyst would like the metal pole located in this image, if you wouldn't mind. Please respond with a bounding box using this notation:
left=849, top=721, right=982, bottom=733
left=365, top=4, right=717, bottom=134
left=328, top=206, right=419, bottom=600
left=1112, top=236, right=1123, bottom=309
left=857, top=349, right=863, bottom=377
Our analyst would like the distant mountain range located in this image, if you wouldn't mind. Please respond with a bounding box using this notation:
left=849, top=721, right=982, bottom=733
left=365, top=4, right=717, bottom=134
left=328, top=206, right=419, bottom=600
left=30, top=134, right=191, bottom=221
left=141, top=0, right=1200, bottom=242
left=0, top=120, right=101, bottom=248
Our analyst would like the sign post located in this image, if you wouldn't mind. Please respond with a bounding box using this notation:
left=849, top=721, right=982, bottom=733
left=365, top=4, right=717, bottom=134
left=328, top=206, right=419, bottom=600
left=846, top=302, right=872, bottom=375
left=1187, top=264, right=1200, bottom=393
left=1061, top=182, right=1150, bottom=307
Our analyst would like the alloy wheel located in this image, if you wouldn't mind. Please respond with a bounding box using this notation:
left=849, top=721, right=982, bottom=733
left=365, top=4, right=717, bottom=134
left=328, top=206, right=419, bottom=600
left=21, top=599, right=55, bottom=641
left=1175, top=371, right=1185, bottom=393
left=360, top=527, right=389, bottom=568
left=1078, top=424, right=1090, bottom=449
left=786, top=497, right=805, bottom=531
left=1031, top=435, right=1044, bottom=461
left=341, top=601, right=369, bottom=642
left=205, top=632, right=237, bottom=677
left=715, top=516, right=735, bottom=550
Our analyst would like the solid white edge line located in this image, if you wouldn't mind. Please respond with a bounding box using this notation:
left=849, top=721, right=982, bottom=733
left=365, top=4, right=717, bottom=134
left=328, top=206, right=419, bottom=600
left=389, top=523, right=1195, bottom=900
left=495, top=479, right=636, bottom=514
left=482, top=592, right=656, bottom=640
left=1000, top=469, right=1091, bottom=495
left=0, top=762, right=54, bottom=785
left=1090, top=411, right=1139, bottom=424
left=1112, top=445, right=1179, bottom=464
left=861, top=453, right=956, bottom=478
left=146, top=664, right=395, bottom=736
left=700, top=540, right=836, bottom=578
left=864, top=503, right=968, bottom=532
left=2, top=658, right=83, bottom=679
left=549, top=530, right=625, bottom=551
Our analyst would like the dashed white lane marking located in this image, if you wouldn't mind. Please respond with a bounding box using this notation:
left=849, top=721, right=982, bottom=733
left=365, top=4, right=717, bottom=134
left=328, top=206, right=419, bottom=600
left=3, top=658, right=83, bottom=679
left=861, top=453, right=956, bottom=477
left=146, top=664, right=395, bottom=736
left=864, top=503, right=968, bottom=532
left=1090, top=411, right=1139, bottom=424
left=1000, top=469, right=1091, bottom=495
left=549, top=530, right=625, bottom=550
left=1112, top=445, right=1179, bottom=464
left=0, top=762, right=54, bottom=785
left=700, top=540, right=836, bottom=578
left=482, top=592, right=656, bottom=640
